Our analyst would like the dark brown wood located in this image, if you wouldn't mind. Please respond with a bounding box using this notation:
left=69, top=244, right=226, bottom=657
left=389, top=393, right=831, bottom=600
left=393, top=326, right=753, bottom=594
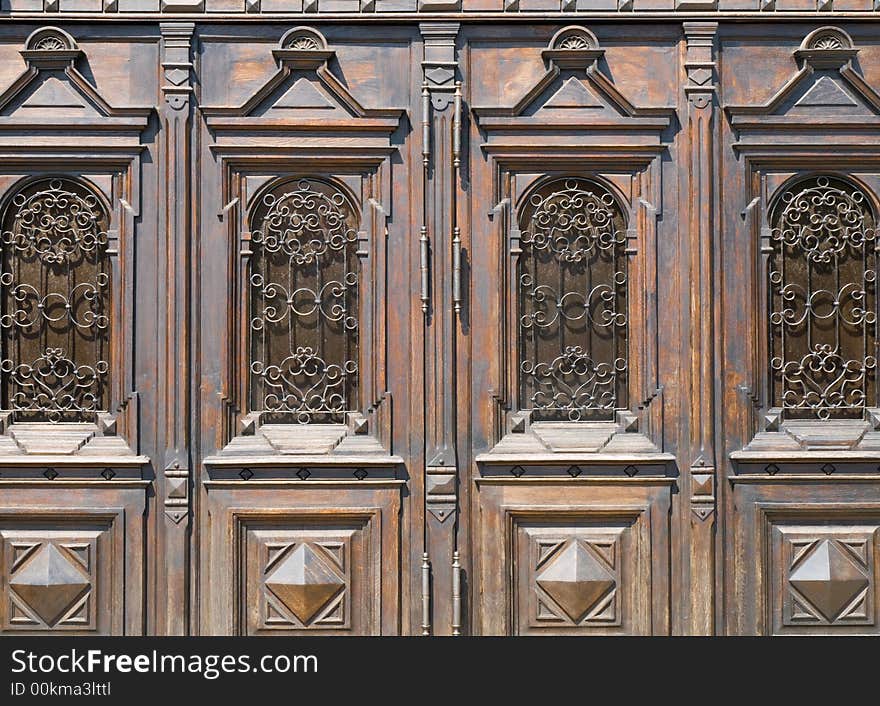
left=1, top=14, right=880, bottom=636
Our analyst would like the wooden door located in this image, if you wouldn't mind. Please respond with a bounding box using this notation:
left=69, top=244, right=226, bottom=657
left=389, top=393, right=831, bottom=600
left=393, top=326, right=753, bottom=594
left=1, top=14, right=880, bottom=637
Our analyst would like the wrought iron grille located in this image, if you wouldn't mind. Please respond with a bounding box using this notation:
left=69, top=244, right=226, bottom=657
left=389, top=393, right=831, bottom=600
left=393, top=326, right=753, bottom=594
left=0, top=178, right=111, bottom=422
left=768, top=175, right=878, bottom=420
left=249, top=178, right=360, bottom=423
left=518, top=177, right=628, bottom=421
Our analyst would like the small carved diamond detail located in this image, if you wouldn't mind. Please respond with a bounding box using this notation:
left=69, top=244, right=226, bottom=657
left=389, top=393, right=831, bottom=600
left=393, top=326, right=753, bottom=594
left=9, top=544, right=90, bottom=626
left=535, top=541, right=616, bottom=623
left=264, top=544, right=345, bottom=625
left=789, top=539, right=869, bottom=623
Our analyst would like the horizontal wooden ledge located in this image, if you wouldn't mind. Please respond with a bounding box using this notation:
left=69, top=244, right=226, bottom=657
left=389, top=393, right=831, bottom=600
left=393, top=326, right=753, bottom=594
left=731, top=474, right=880, bottom=484
left=475, top=452, right=675, bottom=465
left=203, top=454, right=403, bottom=467
left=203, top=117, right=403, bottom=131
left=729, top=114, right=880, bottom=123
left=204, top=479, right=405, bottom=489
left=731, top=450, right=880, bottom=462
left=0, top=479, right=150, bottom=489
left=0, top=455, right=150, bottom=467
left=8, top=12, right=880, bottom=20
left=475, top=117, right=672, bottom=128
left=475, top=476, right=674, bottom=485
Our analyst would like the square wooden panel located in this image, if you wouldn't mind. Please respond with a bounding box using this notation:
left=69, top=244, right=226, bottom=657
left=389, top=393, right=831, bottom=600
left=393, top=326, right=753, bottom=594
left=2, top=528, right=103, bottom=632
left=730, top=479, right=880, bottom=635
left=769, top=523, right=878, bottom=634
left=0, top=481, right=148, bottom=635
left=518, top=522, right=630, bottom=631
left=203, top=480, right=402, bottom=635
left=476, top=478, right=672, bottom=635
left=243, top=520, right=370, bottom=634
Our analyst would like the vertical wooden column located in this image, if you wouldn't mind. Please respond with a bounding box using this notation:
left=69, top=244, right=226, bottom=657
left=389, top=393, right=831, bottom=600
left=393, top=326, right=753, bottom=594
left=682, top=21, right=718, bottom=636
left=419, top=22, right=461, bottom=636
left=157, top=21, right=194, bottom=636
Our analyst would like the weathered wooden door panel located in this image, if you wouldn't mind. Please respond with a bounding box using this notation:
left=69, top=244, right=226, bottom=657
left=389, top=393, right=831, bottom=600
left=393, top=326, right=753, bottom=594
left=0, top=14, right=879, bottom=635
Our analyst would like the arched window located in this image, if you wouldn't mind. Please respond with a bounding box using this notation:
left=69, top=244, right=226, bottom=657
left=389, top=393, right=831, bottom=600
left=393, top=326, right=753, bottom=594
left=0, top=177, right=111, bottom=422
left=768, top=174, right=877, bottom=420
left=249, top=178, right=360, bottom=423
left=518, top=177, right=628, bottom=421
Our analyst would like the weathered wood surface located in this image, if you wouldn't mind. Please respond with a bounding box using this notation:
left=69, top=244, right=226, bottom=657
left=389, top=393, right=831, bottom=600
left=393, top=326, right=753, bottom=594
left=0, top=18, right=879, bottom=636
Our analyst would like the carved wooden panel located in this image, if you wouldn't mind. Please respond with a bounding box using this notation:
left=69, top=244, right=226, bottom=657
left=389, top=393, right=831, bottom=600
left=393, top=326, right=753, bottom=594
left=245, top=520, right=367, bottom=633
left=477, top=478, right=672, bottom=635
left=203, top=479, right=402, bottom=635
left=730, top=477, right=880, bottom=635
left=776, top=527, right=875, bottom=629
left=0, top=481, right=147, bottom=635
left=518, top=521, right=629, bottom=631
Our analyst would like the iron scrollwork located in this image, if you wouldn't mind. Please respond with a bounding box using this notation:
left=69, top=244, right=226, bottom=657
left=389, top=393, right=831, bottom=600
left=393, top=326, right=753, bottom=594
left=768, top=175, right=878, bottom=420
left=249, top=178, right=360, bottom=423
left=518, top=178, right=629, bottom=421
left=0, top=178, right=111, bottom=422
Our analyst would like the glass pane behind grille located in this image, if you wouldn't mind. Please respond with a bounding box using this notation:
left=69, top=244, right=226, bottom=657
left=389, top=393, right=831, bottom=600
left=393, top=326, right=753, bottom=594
left=0, top=178, right=111, bottom=422
left=249, top=178, right=360, bottom=423
left=768, top=175, right=878, bottom=420
left=518, top=177, right=628, bottom=421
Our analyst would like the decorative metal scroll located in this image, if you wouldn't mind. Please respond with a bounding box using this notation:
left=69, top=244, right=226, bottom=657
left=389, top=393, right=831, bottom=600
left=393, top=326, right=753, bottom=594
left=518, top=178, right=628, bottom=421
left=249, top=178, right=360, bottom=423
left=768, top=175, right=878, bottom=420
left=0, top=178, right=111, bottom=422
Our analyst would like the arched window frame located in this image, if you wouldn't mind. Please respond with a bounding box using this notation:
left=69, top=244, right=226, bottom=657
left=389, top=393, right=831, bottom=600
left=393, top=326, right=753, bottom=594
left=511, top=172, right=633, bottom=421
left=763, top=171, right=879, bottom=423
left=0, top=174, right=114, bottom=424
left=244, top=175, right=366, bottom=425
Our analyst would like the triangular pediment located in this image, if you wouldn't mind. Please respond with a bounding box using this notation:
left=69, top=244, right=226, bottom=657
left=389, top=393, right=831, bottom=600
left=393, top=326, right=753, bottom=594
left=773, top=70, right=877, bottom=118
left=727, top=48, right=880, bottom=139
left=251, top=73, right=352, bottom=118
left=1, top=71, right=101, bottom=119
left=515, top=67, right=638, bottom=120
left=796, top=75, right=858, bottom=107
left=0, top=58, right=151, bottom=132
left=543, top=76, right=606, bottom=110
left=272, top=78, right=335, bottom=111
left=202, top=47, right=404, bottom=142
left=473, top=55, right=674, bottom=141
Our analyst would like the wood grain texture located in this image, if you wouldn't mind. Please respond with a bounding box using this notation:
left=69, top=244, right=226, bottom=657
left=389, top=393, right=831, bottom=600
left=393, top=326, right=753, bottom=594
left=0, top=18, right=878, bottom=636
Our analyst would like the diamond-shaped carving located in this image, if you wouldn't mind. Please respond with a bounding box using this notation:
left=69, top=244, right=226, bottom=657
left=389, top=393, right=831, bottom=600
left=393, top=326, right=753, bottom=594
left=265, top=544, right=344, bottom=624
left=536, top=541, right=616, bottom=623
left=789, top=540, right=869, bottom=622
left=166, top=476, right=186, bottom=498
left=9, top=544, right=90, bottom=625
